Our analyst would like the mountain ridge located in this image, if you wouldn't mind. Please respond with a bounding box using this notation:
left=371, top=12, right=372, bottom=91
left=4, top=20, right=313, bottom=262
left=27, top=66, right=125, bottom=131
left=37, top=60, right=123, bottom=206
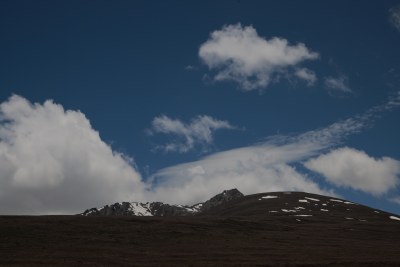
left=81, top=188, right=244, bottom=216
left=82, top=189, right=400, bottom=222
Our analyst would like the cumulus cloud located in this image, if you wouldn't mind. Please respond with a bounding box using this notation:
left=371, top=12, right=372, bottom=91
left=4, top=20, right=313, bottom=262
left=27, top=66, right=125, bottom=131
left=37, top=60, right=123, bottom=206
left=324, top=75, right=352, bottom=94
left=389, top=5, right=400, bottom=31
left=198, top=23, right=319, bottom=91
left=304, top=147, right=400, bottom=196
left=148, top=115, right=236, bottom=153
left=0, top=95, right=146, bottom=215
left=294, top=68, right=317, bottom=86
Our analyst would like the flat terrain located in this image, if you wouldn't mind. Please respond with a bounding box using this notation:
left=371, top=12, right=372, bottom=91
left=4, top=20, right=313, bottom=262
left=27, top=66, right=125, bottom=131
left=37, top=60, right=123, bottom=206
left=1, top=192, right=400, bottom=266
left=1, top=214, right=400, bottom=266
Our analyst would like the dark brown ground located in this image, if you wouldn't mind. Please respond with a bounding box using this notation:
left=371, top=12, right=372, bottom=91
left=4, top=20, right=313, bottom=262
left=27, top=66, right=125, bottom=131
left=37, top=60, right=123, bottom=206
left=1, top=192, right=400, bottom=266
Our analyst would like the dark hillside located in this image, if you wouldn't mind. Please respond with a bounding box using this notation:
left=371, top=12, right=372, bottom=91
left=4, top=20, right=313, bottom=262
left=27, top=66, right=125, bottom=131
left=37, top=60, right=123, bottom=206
left=1, top=191, right=400, bottom=266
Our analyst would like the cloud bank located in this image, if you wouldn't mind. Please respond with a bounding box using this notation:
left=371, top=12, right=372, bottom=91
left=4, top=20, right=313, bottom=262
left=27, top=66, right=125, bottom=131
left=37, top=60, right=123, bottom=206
left=0, top=93, right=399, bottom=214
left=148, top=92, right=400, bottom=204
left=149, top=142, right=335, bottom=205
left=305, top=147, right=400, bottom=196
left=148, top=115, right=236, bottom=153
left=199, top=23, right=319, bottom=91
left=0, top=95, right=146, bottom=214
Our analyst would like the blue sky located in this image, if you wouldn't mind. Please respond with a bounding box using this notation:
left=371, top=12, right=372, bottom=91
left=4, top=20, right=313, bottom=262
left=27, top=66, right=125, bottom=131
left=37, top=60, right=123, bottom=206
left=1, top=0, right=400, bottom=215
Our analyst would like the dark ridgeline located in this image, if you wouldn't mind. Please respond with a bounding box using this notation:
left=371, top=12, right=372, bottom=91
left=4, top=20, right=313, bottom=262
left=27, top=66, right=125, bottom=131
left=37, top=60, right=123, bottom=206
left=1, top=189, right=400, bottom=266
left=81, top=188, right=399, bottom=223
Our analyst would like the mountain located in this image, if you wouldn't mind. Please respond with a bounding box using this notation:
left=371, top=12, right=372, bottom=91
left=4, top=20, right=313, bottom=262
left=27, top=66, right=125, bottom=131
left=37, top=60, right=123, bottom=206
left=81, top=188, right=244, bottom=216
left=202, top=191, right=400, bottom=223
left=81, top=189, right=400, bottom=224
left=2, top=189, right=400, bottom=266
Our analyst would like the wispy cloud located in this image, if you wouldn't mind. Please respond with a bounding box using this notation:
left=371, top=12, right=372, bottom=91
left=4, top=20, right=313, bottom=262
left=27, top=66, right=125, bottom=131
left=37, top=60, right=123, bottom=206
left=294, top=68, right=317, bottom=86
left=149, top=93, right=400, bottom=204
left=305, top=147, right=400, bottom=196
left=324, top=75, right=353, bottom=94
left=389, top=5, right=400, bottom=31
left=148, top=115, right=236, bottom=153
left=199, top=23, right=319, bottom=91
left=390, top=197, right=400, bottom=205
left=184, top=65, right=197, bottom=71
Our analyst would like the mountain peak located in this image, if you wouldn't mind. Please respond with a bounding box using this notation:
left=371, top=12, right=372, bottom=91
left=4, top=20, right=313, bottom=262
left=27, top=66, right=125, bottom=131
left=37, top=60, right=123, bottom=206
left=81, top=189, right=400, bottom=222
left=200, top=188, right=244, bottom=211
left=81, top=189, right=244, bottom=216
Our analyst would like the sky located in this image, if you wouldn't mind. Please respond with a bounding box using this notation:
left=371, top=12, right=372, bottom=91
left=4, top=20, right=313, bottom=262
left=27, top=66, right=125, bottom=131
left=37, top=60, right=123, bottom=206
left=0, top=0, right=400, bottom=215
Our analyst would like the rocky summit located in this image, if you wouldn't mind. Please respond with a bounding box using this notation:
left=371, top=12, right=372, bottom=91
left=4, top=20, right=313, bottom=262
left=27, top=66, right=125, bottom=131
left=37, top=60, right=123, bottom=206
left=81, top=188, right=244, bottom=216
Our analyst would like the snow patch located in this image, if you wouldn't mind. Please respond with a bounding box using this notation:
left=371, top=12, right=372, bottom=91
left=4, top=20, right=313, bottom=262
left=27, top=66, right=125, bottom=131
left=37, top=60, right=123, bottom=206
left=182, top=203, right=203, bottom=213
left=305, top=197, right=320, bottom=202
left=298, top=199, right=309, bottom=203
left=320, top=209, right=329, bottom=212
left=129, top=202, right=153, bottom=216
left=261, top=195, right=278, bottom=199
left=293, top=214, right=312, bottom=217
left=281, top=209, right=297, bottom=213
left=390, top=216, right=400, bottom=221
left=330, top=199, right=343, bottom=203
left=84, top=209, right=98, bottom=215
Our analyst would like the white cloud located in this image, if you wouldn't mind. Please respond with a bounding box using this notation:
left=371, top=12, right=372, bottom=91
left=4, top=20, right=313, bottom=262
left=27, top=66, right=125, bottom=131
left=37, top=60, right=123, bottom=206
left=149, top=145, right=335, bottom=205
left=1, top=92, right=399, bottom=214
left=294, top=68, right=317, bottom=86
left=148, top=115, right=236, bottom=153
left=324, top=75, right=352, bottom=94
left=389, top=5, right=400, bottom=31
left=304, top=147, right=400, bottom=196
left=0, top=95, right=146, bottom=215
left=147, top=93, right=400, bottom=205
left=148, top=116, right=367, bottom=204
left=199, top=23, right=319, bottom=91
